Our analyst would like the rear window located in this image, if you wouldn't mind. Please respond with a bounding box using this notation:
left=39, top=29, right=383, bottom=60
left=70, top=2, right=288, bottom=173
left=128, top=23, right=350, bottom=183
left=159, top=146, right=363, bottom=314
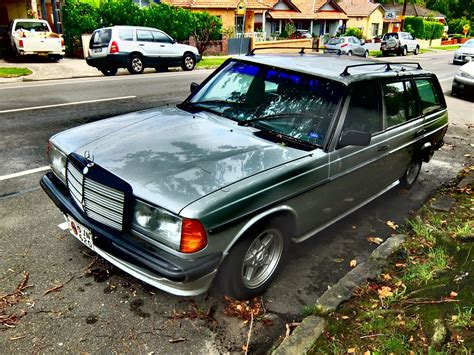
left=90, top=29, right=111, bottom=48
left=328, top=38, right=344, bottom=45
left=383, top=33, right=399, bottom=40
left=14, top=21, right=49, bottom=32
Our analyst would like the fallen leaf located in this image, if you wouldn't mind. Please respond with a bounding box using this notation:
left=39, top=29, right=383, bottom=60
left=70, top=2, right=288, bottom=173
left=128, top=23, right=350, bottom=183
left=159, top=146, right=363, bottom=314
left=333, top=258, right=344, bottom=263
left=9, top=335, right=26, bottom=341
left=464, top=154, right=471, bottom=158
left=451, top=315, right=458, bottom=321
left=395, top=263, right=407, bottom=268
left=377, top=286, right=393, bottom=298
left=347, top=348, right=356, bottom=354
left=341, top=315, right=349, bottom=320
left=386, top=220, right=398, bottom=230
left=449, top=291, right=458, bottom=299
left=349, top=260, right=357, bottom=268
left=364, top=351, right=371, bottom=355
left=367, top=237, right=384, bottom=245
left=381, top=273, right=392, bottom=281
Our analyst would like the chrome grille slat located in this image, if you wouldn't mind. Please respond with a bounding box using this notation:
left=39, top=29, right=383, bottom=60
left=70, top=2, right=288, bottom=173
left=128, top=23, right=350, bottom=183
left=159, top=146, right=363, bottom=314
left=66, top=160, right=125, bottom=231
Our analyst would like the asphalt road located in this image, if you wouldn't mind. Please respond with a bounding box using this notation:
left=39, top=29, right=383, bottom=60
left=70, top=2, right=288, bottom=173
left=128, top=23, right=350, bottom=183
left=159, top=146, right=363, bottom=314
left=0, top=51, right=473, bottom=353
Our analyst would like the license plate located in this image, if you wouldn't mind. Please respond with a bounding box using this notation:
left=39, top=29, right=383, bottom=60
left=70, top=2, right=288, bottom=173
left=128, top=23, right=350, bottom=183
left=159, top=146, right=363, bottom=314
left=37, top=52, right=48, bottom=56
left=66, top=215, right=95, bottom=251
left=93, top=48, right=102, bottom=53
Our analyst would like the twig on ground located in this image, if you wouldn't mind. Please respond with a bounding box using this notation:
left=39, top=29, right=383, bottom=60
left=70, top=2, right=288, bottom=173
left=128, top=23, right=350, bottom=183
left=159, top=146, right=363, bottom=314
left=169, top=337, right=186, bottom=343
left=43, top=276, right=74, bottom=296
left=244, top=310, right=254, bottom=355
left=360, top=333, right=385, bottom=339
left=84, top=256, right=99, bottom=271
left=403, top=298, right=460, bottom=306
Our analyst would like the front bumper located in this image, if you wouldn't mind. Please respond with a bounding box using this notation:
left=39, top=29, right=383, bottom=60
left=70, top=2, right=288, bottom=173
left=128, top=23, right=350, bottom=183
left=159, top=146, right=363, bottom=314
left=452, top=76, right=474, bottom=99
left=40, top=173, right=221, bottom=296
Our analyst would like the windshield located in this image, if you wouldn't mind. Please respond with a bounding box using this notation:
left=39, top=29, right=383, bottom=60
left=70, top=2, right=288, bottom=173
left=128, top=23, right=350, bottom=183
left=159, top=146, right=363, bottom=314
left=188, top=60, right=343, bottom=147
left=14, top=21, right=49, bottom=32
left=463, top=39, right=474, bottom=48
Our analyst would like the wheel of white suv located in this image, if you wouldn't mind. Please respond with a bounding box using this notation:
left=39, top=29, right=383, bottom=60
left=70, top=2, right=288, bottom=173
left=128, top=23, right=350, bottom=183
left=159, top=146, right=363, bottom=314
left=217, top=220, right=289, bottom=299
left=128, top=54, right=144, bottom=75
left=181, top=53, right=196, bottom=71
left=100, top=67, right=118, bottom=76
left=414, top=46, right=420, bottom=55
left=347, top=50, right=352, bottom=56
left=400, top=160, right=422, bottom=189
left=402, top=46, right=408, bottom=56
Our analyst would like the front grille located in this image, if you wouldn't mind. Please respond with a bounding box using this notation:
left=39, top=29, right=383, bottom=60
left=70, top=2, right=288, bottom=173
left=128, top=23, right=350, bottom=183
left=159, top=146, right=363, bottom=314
left=66, top=161, right=125, bottom=230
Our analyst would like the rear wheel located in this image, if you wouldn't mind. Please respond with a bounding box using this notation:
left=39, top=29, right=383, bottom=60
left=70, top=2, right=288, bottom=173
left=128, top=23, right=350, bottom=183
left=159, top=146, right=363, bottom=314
left=181, top=53, right=196, bottom=71
left=400, top=160, right=422, bottom=189
left=347, top=50, right=352, bottom=56
left=217, top=221, right=288, bottom=300
left=127, top=54, right=144, bottom=74
left=100, top=67, right=118, bottom=76
left=402, top=46, right=408, bottom=56
left=414, top=46, right=420, bottom=55
left=364, top=50, right=369, bottom=58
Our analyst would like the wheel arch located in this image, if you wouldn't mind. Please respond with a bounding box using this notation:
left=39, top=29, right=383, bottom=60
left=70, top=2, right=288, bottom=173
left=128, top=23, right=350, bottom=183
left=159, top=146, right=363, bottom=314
left=223, top=206, right=298, bottom=255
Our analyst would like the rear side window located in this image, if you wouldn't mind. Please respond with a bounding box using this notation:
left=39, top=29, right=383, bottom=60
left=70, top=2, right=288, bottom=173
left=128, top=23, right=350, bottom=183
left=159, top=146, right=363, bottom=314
left=118, top=28, right=133, bottom=41
left=90, top=29, right=111, bottom=48
left=415, top=79, right=442, bottom=115
left=383, top=81, right=419, bottom=128
left=137, top=30, right=153, bottom=42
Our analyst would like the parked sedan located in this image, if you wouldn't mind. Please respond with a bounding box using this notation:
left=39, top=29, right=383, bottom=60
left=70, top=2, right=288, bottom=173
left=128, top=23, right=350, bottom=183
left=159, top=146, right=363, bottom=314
left=324, top=36, right=369, bottom=57
left=452, top=60, right=474, bottom=100
left=453, top=39, right=474, bottom=65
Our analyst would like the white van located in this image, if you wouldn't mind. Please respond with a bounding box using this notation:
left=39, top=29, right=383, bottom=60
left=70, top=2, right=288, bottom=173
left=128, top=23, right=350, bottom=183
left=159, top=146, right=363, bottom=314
left=86, top=26, right=201, bottom=76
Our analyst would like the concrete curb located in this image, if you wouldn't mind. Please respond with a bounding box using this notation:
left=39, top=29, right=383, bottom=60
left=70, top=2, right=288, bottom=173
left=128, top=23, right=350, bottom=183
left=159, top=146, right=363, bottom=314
left=0, top=76, right=24, bottom=84
left=273, top=234, right=406, bottom=354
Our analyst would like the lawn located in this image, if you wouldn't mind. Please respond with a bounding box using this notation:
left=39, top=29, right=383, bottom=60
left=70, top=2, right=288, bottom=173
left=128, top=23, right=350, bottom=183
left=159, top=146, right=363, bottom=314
left=196, top=56, right=229, bottom=69
left=309, top=167, right=474, bottom=353
left=0, top=67, right=32, bottom=78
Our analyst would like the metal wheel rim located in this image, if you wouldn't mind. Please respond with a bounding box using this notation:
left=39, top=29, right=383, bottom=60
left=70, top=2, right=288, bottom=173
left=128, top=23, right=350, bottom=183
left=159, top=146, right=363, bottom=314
left=365, top=51, right=369, bottom=57
left=185, top=56, right=194, bottom=69
left=347, top=51, right=352, bottom=56
left=132, top=58, right=143, bottom=72
left=406, top=161, right=420, bottom=185
left=241, top=228, right=283, bottom=289
left=403, top=47, right=407, bottom=55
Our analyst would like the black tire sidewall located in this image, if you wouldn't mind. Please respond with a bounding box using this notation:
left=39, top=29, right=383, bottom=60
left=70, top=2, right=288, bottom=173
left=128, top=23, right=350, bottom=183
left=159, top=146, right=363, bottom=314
left=216, top=220, right=289, bottom=300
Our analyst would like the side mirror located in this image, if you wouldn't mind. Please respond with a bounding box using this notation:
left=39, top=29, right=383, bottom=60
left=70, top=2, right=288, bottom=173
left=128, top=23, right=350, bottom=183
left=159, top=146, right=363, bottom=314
left=190, top=82, right=199, bottom=94
left=339, top=130, right=371, bottom=147
left=171, top=38, right=176, bottom=44
left=360, top=40, right=365, bottom=45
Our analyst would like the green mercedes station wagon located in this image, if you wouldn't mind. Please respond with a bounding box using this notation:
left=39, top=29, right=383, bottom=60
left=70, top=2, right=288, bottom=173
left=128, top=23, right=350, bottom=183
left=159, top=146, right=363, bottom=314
left=41, top=53, right=448, bottom=299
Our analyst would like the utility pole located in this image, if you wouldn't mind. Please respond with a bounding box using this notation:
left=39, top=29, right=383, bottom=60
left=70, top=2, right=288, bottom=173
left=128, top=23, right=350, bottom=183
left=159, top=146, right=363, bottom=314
left=400, top=0, right=408, bottom=31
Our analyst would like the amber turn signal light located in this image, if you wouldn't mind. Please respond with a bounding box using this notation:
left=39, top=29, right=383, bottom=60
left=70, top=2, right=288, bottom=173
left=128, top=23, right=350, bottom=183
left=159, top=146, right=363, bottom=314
left=180, top=219, right=207, bottom=253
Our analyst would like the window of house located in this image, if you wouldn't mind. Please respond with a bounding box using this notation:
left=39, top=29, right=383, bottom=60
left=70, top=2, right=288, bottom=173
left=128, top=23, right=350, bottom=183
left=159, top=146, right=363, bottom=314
left=415, top=79, right=442, bottom=115
left=342, top=81, right=382, bottom=135
left=235, top=16, right=244, bottom=33
left=371, top=23, right=379, bottom=37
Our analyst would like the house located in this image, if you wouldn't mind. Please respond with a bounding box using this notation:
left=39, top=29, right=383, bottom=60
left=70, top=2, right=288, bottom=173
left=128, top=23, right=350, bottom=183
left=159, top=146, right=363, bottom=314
left=0, top=0, right=63, bottom=33
left=381, top=0, right=446, bottom=33
left=338, top=0, right=384, bottom=39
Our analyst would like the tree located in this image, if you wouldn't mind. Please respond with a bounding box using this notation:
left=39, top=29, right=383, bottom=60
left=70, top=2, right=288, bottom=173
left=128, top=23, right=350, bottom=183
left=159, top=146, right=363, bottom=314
left=191, top=12, right=222, bottom=55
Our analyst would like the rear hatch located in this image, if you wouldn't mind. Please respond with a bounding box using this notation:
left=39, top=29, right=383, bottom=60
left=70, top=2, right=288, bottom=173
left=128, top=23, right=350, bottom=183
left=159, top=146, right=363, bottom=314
left=89, top=28, right=112, bottom=58
left=381, top=33, right=399, bottom=49
left=325, top=38, right=345, bottom=52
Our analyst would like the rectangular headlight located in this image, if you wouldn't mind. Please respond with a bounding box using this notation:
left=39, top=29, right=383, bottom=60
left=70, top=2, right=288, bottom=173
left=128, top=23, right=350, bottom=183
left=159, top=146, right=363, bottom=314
left=132, top=200, right=182, bottom=250
left=46, top=141, right=67, bottom=184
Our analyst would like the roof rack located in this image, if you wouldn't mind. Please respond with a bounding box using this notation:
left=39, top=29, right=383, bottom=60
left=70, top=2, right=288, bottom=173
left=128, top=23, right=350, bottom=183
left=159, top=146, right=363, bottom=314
left=246, top=47, right=316, bottom=56
left=341, top=62, right=423, bottom=76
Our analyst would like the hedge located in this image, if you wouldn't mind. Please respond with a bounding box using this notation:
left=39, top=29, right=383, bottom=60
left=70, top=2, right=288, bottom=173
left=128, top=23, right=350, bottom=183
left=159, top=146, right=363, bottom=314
left=448, top=17, right=471, bottom=36
left=344, top=27, right=363, bottom=39
left=62, top=0, right=222, bottom=55
left=404, top=16, right=444, bottom=40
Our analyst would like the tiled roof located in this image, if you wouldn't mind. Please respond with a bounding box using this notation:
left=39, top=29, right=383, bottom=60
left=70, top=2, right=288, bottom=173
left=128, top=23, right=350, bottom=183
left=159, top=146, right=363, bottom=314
left=163, top=0, right=271, bottom=10
left=382, top=1, right=445, bottom=18
left=269, top=0, right=347, bottom=20
left=314, top=11, right=348, bottom=20
left=338, top=0, right=381, bottom=17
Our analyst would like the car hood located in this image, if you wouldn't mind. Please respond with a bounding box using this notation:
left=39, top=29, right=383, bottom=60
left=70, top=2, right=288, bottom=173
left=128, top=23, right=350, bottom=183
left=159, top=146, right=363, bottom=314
left=458, top=47, right=474, bottom=55
left=52, top=107, right=309, bottom=214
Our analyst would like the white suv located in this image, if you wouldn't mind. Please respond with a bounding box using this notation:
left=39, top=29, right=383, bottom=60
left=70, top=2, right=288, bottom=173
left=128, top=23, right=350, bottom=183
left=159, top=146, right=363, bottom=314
left=381, top=32, right=420, bottom=56
left=86, top=26, right=201, bottom=76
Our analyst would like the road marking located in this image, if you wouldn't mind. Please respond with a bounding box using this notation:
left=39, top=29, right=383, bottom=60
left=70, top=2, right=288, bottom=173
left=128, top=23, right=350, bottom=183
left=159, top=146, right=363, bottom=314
left=0, top=96, right=136, bottom=114
left=0, top=70, right=212, bottom=90
left=0, top=166, right=50, bottom=181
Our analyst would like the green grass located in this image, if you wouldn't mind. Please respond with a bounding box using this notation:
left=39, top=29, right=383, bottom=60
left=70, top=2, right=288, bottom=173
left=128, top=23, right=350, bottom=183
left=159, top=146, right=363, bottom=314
left=0, top=67, right=32, bottom=78
left=369, top=50, right=382, bottom=57
left=452, top=306, right=473, bottom=329
left=430, top=45, right=461, bottom=51
left=196, top=56, right=229, bottom=69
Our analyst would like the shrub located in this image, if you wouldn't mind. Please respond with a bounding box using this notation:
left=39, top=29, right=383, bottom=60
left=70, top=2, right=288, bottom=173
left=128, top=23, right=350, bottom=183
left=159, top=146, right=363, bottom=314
left=191, top=11, right=222, bottom=54
left=448, top=17, right=471, bottom=36
left=423, top=21, right=444, bottom=40
left=404, top=17, right=424, bottom=38
left=344, top=27, right=363, bottom=39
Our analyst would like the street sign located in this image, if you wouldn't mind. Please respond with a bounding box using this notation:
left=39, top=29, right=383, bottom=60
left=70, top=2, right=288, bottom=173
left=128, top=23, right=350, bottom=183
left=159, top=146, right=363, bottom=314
left=385, top=11, right=396, bottom=20
left=237, top=0, right=246, bottom=15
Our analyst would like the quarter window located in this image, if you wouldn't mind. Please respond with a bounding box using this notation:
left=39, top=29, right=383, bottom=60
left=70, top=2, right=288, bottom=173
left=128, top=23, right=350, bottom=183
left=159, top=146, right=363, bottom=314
left=415, top=79, right=441, bottom=115
left=118, top=28, right=133, bottom=41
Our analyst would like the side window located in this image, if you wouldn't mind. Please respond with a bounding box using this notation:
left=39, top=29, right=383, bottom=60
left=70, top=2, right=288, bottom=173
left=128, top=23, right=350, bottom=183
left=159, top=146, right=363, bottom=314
left=415, top=79, right=442, bottom=115
left=152, top=31, right=171, bottom=43
left=136, top=30, right=153, bottom=42
left=383, top=81, right=418, bottom=128
left=342, top=81, right=382, bottom=135
left=118, top=28, right=133, bottom=41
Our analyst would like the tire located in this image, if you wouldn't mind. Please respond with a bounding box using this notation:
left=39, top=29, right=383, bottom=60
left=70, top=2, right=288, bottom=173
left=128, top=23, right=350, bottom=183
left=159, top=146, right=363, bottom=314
left=127, top=54, right=144, bottom=75
left=347, top=50, right=352, bottom=56
left=100, top=67, right=118, bottom=76
left=414, top=46, right=420, bottom=55
left=217, top=220, right=289, bottom=300
left=402, top=46, right=408, bottom=56
left=181, top=53, right=195, bottom=71
left=364, top=50, right=369, bottom=58
left=400, top=160, right=422, bottom=190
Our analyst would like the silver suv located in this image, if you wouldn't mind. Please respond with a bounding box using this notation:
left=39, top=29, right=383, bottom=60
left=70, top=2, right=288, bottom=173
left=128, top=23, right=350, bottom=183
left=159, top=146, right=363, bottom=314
left=381, top=32, right=420, bottom=56
left=86, top=26, right=201, bottom=76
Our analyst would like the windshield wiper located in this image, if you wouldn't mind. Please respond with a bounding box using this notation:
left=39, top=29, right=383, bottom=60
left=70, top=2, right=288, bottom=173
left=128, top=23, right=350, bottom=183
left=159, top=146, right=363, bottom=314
left=237, top=112, right=317, bottom=126
left=189, top=100, right=243, bottom=107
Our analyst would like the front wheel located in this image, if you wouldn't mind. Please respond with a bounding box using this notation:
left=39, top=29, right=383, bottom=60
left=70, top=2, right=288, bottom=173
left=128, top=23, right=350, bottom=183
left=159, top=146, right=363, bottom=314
left=217, top=221, right=288, bottom=300
left=347, top=50, right=352, bottom=56
left=364, top=50, right=369, bottom=58
left=181, top=53, right=196, bottom=71
left=100, top=67, right=118, bottom=76
left=400, top=160, right=422, bottom=189
left=127, top=54, right=144, bottom=74
left=402, top=46, right=408, bottom=56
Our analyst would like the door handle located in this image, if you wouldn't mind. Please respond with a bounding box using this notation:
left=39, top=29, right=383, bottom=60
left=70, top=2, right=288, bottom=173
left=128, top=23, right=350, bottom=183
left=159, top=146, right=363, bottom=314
left=160, top=45, right=165, bottom=47
left=139, top=44, right=145, bottom=46
left=377, top=145, right=389, bottom=152
left=415, top=128, right=426, bottom=137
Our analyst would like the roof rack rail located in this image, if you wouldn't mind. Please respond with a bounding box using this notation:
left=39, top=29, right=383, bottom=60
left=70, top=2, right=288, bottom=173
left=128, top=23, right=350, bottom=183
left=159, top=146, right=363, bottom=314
left=246, top=47, right=316, bottom=56
left=341, top=62, right=423, bottom=76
